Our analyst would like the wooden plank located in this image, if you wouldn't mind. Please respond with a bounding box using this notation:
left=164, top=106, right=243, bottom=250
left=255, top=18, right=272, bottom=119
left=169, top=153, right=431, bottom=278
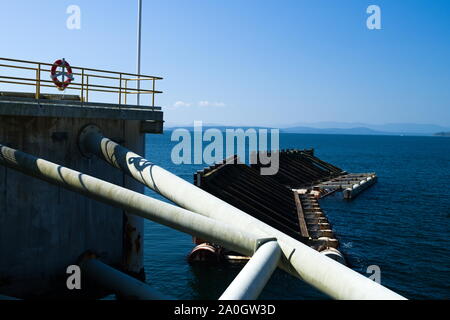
left=294, top=192, right=310, bottom=238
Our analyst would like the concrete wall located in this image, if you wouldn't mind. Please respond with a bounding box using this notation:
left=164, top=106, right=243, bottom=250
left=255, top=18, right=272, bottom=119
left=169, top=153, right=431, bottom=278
left=0, top=115, right=144, bottom=298
left=123, top=120, right=145, bottom=278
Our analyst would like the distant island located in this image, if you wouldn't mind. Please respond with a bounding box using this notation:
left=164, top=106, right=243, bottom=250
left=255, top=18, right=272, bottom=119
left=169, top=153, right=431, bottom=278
left=434, top=132, right=450, bottom=137
left=281, top=126, right=389, bottom=135
left=165, top=122, right=450, bottom=137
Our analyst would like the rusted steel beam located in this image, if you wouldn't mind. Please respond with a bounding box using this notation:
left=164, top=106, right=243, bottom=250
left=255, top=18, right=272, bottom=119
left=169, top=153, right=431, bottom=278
left=301, top=153, right=344, bottom=174
left=223, top=182, right=298, bottom=227
left=204, top=182, right=304, bottom=241
left=293, top=192, right=310, bottom=238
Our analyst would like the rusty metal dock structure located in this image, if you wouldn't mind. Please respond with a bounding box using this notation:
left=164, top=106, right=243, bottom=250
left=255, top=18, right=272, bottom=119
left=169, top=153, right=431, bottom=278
left=193, top=149, right=377, bottom=265
left=0, top=57, right=402, bottom=300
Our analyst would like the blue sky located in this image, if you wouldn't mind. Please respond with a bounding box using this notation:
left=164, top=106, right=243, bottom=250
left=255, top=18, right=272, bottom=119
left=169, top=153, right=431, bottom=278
left=0, top=0, right=449, bottom=127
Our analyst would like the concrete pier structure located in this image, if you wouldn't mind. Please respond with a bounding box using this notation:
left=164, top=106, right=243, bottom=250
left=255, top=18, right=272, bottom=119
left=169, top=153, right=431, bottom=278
left=0, top=95, right=163, bottom=298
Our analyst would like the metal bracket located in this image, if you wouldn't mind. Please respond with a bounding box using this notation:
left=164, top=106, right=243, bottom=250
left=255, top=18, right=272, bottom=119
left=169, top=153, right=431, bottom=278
left=254, top=237, right=278, bottom=253
left=76, top=250, right=99, bottom=266
left=77, top=124, right=102, bottom=158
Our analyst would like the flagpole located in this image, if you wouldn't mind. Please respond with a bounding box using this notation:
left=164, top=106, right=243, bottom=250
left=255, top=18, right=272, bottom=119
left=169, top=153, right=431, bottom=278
left=137, top=0, right=142, bottom=106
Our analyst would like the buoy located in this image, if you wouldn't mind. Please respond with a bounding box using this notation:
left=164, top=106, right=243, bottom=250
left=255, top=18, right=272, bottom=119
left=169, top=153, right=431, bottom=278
left=187, top=243, right=222, bottom=263
left=50, top=58, right=74, bottom=90
left=343, top=188, right=352, bottom=199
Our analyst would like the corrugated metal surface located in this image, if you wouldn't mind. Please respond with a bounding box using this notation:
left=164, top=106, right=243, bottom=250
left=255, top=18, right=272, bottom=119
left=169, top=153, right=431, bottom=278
left=196, top=162, right=306, bottom=242
left=251, top=149, right=345, bottom=189
left=195, top=150, right=346, bottom=245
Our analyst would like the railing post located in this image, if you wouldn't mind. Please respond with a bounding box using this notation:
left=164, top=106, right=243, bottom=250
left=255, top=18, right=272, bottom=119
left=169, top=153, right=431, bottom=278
left=86, top=75, right=89, bottom=102
left=35, top=64, right=41, bottom=100
left=124, top=79, right=128, bottom=105
left=119, top=73, right=123, bottom=104
left=152, top=78, right=155, bottom=109
left=81, top=69, right=85, bottom=102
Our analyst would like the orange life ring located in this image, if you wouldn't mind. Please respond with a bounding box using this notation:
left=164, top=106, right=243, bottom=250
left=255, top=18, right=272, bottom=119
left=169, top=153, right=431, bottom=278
left=50, top=59, right=74, bottom=90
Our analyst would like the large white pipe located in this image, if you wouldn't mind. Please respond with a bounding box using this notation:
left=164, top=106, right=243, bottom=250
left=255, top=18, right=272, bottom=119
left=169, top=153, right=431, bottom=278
left=220, top=241, right=281, bottom=300
left=0, top=144, right=259, bottom=258
left=80, top=130, right=406, bottom=300
left=81, top=258, right=170, bottom=300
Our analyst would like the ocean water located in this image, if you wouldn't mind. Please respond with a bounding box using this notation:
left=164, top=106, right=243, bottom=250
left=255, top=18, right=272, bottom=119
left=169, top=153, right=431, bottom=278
left=142, top=132, right=450, bottom=300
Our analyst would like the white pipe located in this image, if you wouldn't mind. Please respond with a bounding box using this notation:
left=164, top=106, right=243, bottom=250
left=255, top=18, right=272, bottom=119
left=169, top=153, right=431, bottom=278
left=220, top=241, right=281, bottom=300
left=81, top=258, right=170, bottom=300
left=0, top=144, right=259, bottom=258
left=80, top=131, right=406, bottom=300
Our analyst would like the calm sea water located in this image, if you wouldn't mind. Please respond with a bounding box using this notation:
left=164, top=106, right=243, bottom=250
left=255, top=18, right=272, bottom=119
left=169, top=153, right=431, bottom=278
left=142, top=132, right=450, bottom=300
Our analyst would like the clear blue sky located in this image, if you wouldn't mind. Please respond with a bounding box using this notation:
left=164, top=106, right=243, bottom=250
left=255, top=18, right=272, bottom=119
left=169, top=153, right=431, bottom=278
left=1, top=0, right=449, bottom=127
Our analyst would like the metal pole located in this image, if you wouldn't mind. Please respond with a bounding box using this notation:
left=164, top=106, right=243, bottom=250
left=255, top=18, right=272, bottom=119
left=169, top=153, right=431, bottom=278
left=125, top=79, right=128, bottom=104
left=80, top=130, right=406, bottom=300
left=119, top=73, right=122, bottom=104
left=0, top=144, right=259, bottom=258
left=220, top=240, right=281, bottom=300
left=81, top=69, right=85, bottom=102
left=152, top=78, right=155, bottom=109
left=86, top=76, right=89, bottom=102
left=136, top=0, right=142, bottom=106
left=35, top=64, right=41, bottom=100
left=80, top=258, right=170, bottom=300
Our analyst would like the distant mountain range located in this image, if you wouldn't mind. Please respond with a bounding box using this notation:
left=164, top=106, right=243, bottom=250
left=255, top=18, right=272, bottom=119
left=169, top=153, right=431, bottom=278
left=279, top=122, right=450, bottom=136
left=434, top=132, right=450, bottom=137
left=281, top=126, right=392, bottom=135
left=164, top=122, right=450, bottom=136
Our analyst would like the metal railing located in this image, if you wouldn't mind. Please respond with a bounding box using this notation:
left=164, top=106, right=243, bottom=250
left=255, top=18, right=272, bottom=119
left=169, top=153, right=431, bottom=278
left=0, top=57, right=163, bottom=107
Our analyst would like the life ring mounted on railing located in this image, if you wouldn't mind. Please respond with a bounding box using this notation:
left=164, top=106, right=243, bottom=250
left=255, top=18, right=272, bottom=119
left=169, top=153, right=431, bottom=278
left=50, top=58, right=74, bottom=91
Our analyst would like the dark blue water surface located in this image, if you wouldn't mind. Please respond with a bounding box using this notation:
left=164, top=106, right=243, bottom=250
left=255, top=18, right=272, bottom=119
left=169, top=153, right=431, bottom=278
left=143, top=133, right=450, bottom=300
